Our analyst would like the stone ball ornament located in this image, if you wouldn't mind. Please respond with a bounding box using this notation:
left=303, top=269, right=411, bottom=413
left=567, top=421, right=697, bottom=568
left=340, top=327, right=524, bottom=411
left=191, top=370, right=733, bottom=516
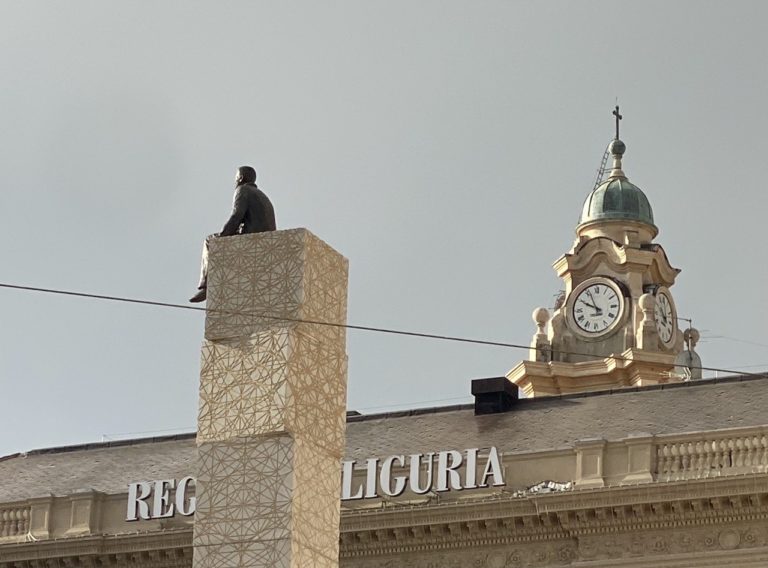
left=684, top=327, right=700, bottom=348
left=532, top=307, right=550, bottom=326
left=638, top=293, right=655, bottom=312
left=609, top=138, right=626, bottom=156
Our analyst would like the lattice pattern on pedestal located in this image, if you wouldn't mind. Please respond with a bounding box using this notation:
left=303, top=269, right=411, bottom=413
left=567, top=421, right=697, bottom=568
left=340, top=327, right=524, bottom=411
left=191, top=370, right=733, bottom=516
left=194, top=436, right=342, bottom=568
left=194, top=229, right=348, bottom=568
left=206, top=229, right=348, bottom=346
left=198, top=328, right=348, bottom=454
left=195, top=438, right=294, bottom=548
left=285, top=330, right=348, bottom=456
left=194, top=538, right=292, bottom=568
left=299, top=233, right=349, bottom=346
left=291, top=436, right=343, bottom=559
left=198, top=331, right=291, bottom=444
left=291, top=541, right=339, bottom=568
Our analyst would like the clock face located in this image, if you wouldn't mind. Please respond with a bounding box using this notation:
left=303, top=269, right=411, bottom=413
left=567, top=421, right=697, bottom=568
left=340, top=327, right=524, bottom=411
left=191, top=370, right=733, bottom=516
left=571, top=280, right=623, bottom=335
left=654, top=291, right=675, bottom=345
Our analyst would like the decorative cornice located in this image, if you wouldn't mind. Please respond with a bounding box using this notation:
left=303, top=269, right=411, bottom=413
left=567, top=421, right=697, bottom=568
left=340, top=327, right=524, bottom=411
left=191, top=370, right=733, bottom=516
left=0, top=529, right=192, bottom=566
left=338, top=473, right=768, bottom=558
left=554, top=237, right=680, bottom=286
left=508, top=348, right=678, bottom=397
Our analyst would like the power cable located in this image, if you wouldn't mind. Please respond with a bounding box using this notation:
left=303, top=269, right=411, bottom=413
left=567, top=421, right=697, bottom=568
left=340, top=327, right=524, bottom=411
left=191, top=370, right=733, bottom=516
left=0, top=282, right=765, bottom=380
left=700, top=334, right=768, bottom=350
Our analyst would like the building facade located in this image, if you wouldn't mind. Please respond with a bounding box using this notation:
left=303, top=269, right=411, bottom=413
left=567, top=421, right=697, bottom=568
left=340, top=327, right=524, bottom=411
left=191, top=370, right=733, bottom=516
left=2, top=128, right=767, bottom=567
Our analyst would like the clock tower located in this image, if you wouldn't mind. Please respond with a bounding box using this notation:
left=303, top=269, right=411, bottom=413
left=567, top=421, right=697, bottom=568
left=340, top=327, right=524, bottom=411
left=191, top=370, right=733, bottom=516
left=510, top=110, right=696, bottom=397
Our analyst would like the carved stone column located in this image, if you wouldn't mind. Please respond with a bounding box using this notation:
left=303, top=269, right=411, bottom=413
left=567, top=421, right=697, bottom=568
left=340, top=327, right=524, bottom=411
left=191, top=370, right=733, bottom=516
left=193, top=229, right=349, bottom=568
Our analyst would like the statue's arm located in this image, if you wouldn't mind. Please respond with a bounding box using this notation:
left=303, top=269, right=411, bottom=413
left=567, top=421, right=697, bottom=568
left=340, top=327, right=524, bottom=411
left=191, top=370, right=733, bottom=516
left=220, top=186, right=248, bottom=236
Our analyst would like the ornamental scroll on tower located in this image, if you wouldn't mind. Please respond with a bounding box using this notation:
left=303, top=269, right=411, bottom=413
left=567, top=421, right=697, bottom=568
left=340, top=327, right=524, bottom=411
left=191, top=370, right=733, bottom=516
left=513, top=109, right=700, bottom=397
left=193, top=229, right=349, bottom=568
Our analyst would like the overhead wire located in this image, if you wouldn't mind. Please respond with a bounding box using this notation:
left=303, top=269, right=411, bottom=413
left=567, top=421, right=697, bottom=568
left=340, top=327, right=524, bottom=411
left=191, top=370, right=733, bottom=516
left=699, top=334, right=768, bottom=350
left=0, top=281, right=765, bottom=380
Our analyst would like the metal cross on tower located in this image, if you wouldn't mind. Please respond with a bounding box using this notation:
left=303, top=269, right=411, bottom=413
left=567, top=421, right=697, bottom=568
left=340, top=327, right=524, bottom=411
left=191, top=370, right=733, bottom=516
left=613, top=105, right=622, bottom=139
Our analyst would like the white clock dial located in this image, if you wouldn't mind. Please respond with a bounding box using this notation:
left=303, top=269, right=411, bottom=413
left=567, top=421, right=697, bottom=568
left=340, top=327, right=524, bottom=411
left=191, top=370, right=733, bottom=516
left=654, top=291, right=675, bottom=345
left=571, top=281, right=622, bottom=335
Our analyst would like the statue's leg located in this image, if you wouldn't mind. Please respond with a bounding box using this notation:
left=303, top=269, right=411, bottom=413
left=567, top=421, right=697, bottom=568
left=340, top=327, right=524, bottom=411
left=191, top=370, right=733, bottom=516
left=197, top=234, right=218, bottom=290
left=198, top=235, right=215, bottom=289
left=190, top=235, right=216, bottom=303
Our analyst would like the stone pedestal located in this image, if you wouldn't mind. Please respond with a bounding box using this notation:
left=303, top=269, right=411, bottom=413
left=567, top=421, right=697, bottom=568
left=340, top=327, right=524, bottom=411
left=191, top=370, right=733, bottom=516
left=193, top=229, right=349, bottom=568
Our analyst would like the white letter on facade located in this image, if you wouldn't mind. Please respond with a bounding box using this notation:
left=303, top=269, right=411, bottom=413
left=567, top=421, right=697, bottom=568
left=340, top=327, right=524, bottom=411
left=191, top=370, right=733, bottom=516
left=152, top=479, right=176, bottom=518
left=380, top=455, right=407, bottom=497
left=176, top=476, right=196, bottom=516
left=126, top=482, right=152, bottom=521
left=341, top=461, right=364, bottom=500
left=479, top=447, right=505, bottom=487
left=436, top=450, right=463, bottom=491
left=364, top=458, right=380, bottom=499
left=464, top=448, right=479, bottom=489
left=409, top=453, right=435, bottom=495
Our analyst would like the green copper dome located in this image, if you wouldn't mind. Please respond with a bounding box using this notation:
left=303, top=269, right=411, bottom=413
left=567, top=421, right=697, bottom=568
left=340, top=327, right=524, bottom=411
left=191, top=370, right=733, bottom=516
left=578, top=138, right=656, bottom=229
left=579, top=177, right=655, bottom=228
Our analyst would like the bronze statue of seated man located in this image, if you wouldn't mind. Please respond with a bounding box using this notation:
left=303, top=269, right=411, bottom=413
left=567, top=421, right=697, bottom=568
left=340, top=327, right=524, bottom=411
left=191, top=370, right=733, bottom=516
left=189, top=165, right=276, bottom=303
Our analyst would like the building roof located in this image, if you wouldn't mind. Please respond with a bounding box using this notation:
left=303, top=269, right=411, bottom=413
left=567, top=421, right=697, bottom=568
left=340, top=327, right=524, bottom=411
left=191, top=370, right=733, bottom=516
left=579, top=177, right=655, bottom=227
left=2, top=374, right=768, bottom=503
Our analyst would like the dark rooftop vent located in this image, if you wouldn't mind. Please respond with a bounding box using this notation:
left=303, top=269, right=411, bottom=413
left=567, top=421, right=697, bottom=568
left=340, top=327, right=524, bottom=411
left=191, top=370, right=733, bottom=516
left=471, top=377, right=519, bottom=415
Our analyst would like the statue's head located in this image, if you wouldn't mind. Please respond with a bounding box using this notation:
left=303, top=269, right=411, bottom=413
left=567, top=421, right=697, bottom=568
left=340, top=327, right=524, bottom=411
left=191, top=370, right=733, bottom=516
left=236, top=166, right=257, bottom=185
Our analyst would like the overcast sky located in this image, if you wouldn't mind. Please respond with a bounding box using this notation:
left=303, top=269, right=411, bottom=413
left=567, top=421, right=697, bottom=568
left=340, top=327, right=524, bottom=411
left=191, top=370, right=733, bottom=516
left=1, top=1, right=767, bottom=457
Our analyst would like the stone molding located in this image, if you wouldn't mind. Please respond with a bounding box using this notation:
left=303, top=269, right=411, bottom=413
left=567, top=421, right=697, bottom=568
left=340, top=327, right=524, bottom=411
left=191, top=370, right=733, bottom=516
left=553, top=237, right=680, bottom=293
left=339, top=474, right=768, bottom=561
left=0, top=529, right=192, bottom=566
left=508, top=348, right=678, bottom=397
left=340, top=533, right=768, bottom=568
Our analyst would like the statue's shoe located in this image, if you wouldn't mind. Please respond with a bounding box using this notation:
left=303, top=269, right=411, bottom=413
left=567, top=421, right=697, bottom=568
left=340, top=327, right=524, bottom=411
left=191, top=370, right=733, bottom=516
left=189, top=288, right=207, bottom=303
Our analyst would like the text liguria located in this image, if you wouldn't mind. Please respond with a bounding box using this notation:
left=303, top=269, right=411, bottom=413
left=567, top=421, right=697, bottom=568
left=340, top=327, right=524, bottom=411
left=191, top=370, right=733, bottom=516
left=341, top=447, right=504, bottom=500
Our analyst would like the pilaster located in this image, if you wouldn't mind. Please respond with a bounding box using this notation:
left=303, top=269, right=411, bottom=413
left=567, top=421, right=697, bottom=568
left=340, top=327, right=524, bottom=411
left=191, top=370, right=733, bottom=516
left=28, top=497, right=52, bottom=540
left=63, top=490, right=103, bottom=537
left=575, top=439, right=607, bottom=489
left=622, top=433, right=655, bottom=484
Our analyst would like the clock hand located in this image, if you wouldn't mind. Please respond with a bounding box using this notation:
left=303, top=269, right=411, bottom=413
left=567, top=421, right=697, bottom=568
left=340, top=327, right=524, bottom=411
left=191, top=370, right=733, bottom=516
left=588, top=291, right=605, bottom=313
left=578, top=299, right=599, bottom=310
